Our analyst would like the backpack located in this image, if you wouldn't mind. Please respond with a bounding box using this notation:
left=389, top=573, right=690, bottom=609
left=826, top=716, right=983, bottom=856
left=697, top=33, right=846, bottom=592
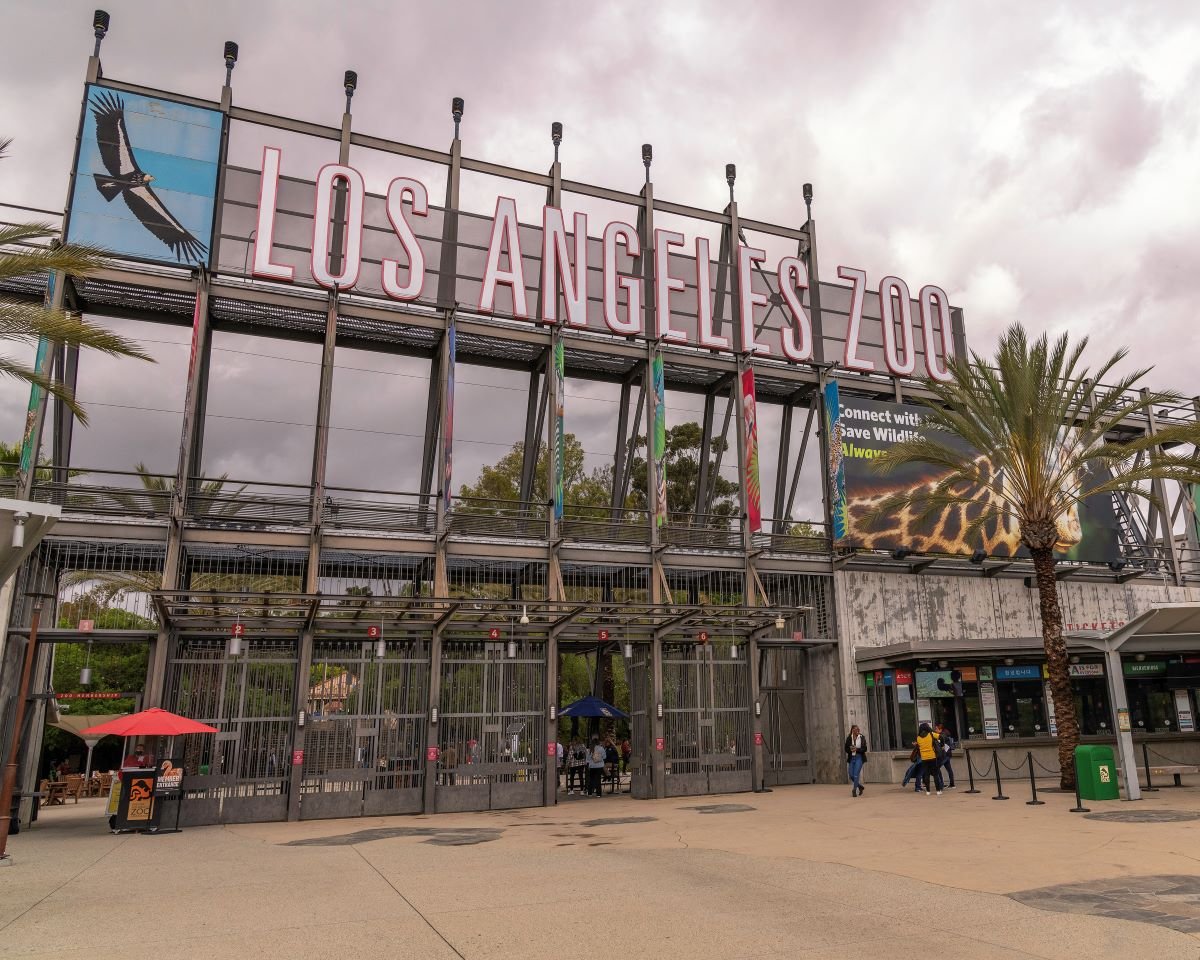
left=573, top=746, right=586, bottom=762
left=592, top=745, right=606, bottom=765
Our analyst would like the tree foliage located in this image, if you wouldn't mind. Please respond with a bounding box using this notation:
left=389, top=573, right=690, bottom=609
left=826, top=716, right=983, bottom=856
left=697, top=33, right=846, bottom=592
left=629, top=421, right=739, bottom=517
left=872, top=323, right=1200, bottom=787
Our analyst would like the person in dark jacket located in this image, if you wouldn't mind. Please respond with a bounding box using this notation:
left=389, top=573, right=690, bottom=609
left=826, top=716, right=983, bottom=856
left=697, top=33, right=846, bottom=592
left=934, top=722, right=957, bottom=788
left=844, top=725, right=868, bottom=797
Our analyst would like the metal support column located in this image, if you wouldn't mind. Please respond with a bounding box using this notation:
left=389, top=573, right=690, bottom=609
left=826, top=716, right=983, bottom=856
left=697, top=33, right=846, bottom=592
left=801, top=188, right=826, bottom=366
left=783, top=396, right=817, bottom=522
left=308, top=291, right=339, bottom=592
left=287, top=617, right=317, bottom=821
left=423, top=622, right=444, bottom=813
left=1103, top=644, right=1142, bottom=800
left=773, top=401, right=794, bottom=527
left=695, top=387, right=717, bottom=519
left=610, top=369, right=635, bottom=511
left=519, top=354, right=547, bottom=504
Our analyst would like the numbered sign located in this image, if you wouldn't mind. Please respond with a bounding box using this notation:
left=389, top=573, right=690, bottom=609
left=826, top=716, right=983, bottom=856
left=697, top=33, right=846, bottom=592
left=598, top=629, right=610, bottom=641
left=367, top=625, right=381, bottom=638
left=231, top=623, right=245, bottom=637
left=488, top=627, right=501, bottom=640
left=697, top=630, right=709, bottom=644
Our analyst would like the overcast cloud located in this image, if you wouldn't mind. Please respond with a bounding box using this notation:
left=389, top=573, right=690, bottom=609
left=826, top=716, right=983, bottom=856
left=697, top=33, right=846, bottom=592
left=1, top=1, right=1198, bottom=521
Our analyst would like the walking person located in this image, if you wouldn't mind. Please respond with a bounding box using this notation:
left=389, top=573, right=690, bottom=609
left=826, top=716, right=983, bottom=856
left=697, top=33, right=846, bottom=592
left=567, top=738, right=587, bottom=794
left=586, top=735, right=606, bottom=797
left=901, top=748, right=923, bottom=793
left=556, top=739, right=565, bottom=789
left=844, top=724, right=868, bottom=797
left=915, top=722, right=944, bottom=795
left=934, top=722, right=957, bottom=788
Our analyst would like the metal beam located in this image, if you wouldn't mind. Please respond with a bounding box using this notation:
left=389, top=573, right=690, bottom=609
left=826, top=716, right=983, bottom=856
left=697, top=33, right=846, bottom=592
left=617, top=364, right=648, bottom=511
left=783, top=399, right=817, bottom=521
left=773, top=400, right=794, bottom=525
left=610, top=370, right=634, bottom=511
left=520, top=351, right=548, bottom=504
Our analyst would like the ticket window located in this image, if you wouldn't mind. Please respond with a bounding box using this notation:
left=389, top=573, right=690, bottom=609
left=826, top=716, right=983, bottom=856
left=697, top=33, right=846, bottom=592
left=1072, top=678, right=1111, bottom=736
left=997, top=680, right=1049, bottom=738
left=1127, top=680, right=1176, bottom=734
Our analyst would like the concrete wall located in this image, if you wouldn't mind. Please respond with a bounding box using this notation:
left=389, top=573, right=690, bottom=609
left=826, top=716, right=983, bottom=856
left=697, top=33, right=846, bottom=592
left=833, top=570, right=1200, bottom=741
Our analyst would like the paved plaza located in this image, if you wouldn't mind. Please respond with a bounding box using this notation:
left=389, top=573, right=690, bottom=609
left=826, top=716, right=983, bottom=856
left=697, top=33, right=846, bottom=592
left=3, top=783, right=1200, bottom=959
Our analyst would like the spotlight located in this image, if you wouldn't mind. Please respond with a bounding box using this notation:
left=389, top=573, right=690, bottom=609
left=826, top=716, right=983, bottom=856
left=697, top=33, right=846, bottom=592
left=892, top=548, right=913, bottom=561
left=1135, top=653, right=1145, bottom=662
left=223, top=40, right=239, bottom=65
left=1108, top=559, right=1127, bottom=572
left=451, top=97, right=465, bottom=139
left=938, top=660, right=948, bottom=669
left=375, top=637, right=386, bottom=659
left=623, top=641, right=633, bottom=659
left=970, top=549, right=987, bottom=564
left=551, top=121, right=563, bottom=145
left=507, top=640, right=517, bottom=659
left=11, top=513, right=27, bottom=549
left=641, top=143, right=652, bottom=182
left=80, top=667, right=92, bottom=686
left=520, top=605, right=530, bottom=625
left=731, top=644, right=740, bottom=659
left=725, top=163, right=736, bottom=185
left=93, top=9, right=110, bottom=44
left=1003, top=657, right=1014, bottom=666
left=344, top=70, right=358, bottom=95
left=228, top=635, right=243, bottom=658
left=774, top=615, right=786, bottom=631
left=802, top=182, right=813, bottom=203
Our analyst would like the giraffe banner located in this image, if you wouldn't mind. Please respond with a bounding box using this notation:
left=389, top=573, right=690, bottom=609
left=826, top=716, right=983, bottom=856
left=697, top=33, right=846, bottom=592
left=651, top=354, right=668, bottom=528
left=740, top=368, right=762, bottom=533
left=829, top=395, right=1121, bottom=561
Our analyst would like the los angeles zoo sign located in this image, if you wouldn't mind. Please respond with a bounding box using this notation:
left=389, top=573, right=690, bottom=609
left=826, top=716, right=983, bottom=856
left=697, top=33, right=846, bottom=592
left=249, top=146, right=957, bottom=381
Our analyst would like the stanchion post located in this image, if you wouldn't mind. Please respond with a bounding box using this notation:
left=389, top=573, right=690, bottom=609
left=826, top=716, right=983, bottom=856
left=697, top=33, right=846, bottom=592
left=1069, top=752, right=1090, bottom=814
left=992, top=749, right=1008, bottom=800
left=1025, top=751, right=1044, bottom=806
left=965, top=749, right=979, bottom=794
left=1141, top=742, right=1158, bottom=792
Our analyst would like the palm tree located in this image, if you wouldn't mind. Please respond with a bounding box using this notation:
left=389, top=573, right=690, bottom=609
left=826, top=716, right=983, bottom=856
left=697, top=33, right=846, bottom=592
left=873, top=323, right=1200, bottom=787
left=1, top=139, right=151, bottom=422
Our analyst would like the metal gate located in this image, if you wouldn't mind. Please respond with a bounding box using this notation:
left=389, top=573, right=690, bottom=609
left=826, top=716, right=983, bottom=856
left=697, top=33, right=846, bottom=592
left=166, top=638, right=296, bottom=825
left=300, top=639, right=428, bottom=820
left=661, top=641, right=752, bottom=797
left=760, top=646, right=813, bottom=785
left=628, top=644, right=653, bottom=798
left=435, top=640, right=545, bottom=812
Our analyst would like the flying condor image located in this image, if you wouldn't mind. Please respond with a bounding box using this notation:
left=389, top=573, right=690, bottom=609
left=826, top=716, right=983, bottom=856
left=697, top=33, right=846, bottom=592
left=88, top=91, right=209, bottom=264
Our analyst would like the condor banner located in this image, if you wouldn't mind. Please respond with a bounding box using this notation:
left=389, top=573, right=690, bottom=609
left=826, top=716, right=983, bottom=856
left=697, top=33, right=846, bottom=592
left=831, top=396, right=1121, bottom=561
left=65, top=85, right=221, bottom=267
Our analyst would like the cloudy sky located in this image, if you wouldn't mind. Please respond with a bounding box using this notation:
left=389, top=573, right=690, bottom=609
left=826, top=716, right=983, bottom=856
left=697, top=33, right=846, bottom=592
left=1, top=0, right=1198, bottom=520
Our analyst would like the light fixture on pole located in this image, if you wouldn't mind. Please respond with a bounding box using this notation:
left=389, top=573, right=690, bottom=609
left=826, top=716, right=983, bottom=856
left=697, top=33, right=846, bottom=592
left=92, top=9, right=110, bottom=57
left=623, top=640, right=633, bottom=659
left=223, top=40, right=238, bottom=86
left=775, top=614, right=786, bottom=633
left=520, top=605, right=529, bottom=626
left=11, top=512, right=27, bottom=549
left=80, top=640, right=93, bottom=686
left=508, top=617, right=517, bottom=659
left=228, top=610, right=244, bottom=658
left=375, top=631, right=386, bottom=660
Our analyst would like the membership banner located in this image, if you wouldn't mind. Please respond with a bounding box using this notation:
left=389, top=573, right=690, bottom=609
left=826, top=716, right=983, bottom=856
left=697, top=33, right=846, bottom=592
left=824, top=381, right=847, bottom=541
left=652, top=354, right=668, bottom=528
left=553, top=337, right=565, bottom=522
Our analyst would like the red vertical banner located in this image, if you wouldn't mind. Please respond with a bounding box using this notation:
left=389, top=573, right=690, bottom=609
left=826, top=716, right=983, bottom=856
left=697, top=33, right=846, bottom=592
left=741, top=367, right=762, bottom=533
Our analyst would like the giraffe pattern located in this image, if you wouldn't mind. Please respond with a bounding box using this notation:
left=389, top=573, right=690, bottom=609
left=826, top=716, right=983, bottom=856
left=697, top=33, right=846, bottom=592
left=845, top=453, right=1083, bottom=556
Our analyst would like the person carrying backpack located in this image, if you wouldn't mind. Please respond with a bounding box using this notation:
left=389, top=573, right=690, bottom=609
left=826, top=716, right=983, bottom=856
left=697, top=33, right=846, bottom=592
left=567, top=738, right=587, bottom=794
left=586, top=735, right=606, bottom=797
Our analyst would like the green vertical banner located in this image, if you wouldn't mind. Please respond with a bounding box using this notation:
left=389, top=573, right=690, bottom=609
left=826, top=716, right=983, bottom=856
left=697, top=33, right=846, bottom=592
left=442, top=319, right=456, bottom=514
left=553, top=337, right=565, bottom=522
left=652, top=354, right=668, bottom=528
left=740, top=367, right=762, bottom=533
left=824, top=380, right=847, bottom=541
left=18, top=272, right=57, bottom=486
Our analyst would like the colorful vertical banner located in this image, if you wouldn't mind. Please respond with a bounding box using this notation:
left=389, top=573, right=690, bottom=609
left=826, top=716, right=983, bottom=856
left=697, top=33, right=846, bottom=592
left=443, top=320, right=456, bottom=513
left=824, top=380, right=847, bottom=540
left=651, top=354, right=668, bottom=528
left=740, top=367, right=762, bottom=533
left=18, top=272, right=57, bottom=488
left=553, top=337, right=565, bottom=522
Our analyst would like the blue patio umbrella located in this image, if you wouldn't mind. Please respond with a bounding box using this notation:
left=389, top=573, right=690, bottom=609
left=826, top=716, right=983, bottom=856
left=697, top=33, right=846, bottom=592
left=558, top=695, right=629, bottom=719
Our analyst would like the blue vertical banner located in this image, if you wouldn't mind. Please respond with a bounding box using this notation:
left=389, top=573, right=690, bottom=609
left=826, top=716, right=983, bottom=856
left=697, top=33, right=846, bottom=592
left=824, top=380, right=847, bottom=541
left=442, top=321, right=456, bottom=513
left=652, top=354, right=668, bottom=528
left=553, top=337, right=565, bottom=522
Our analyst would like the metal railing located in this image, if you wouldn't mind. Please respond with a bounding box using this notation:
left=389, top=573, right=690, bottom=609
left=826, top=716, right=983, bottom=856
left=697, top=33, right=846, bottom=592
left=449, top=496, right=547, bottom=540
left=18, top=466, right=175, bottom=519
left=560, top=504, right=652, bottom=545
left=321, top=486, right=431, bottom=535
left=188, top=477, right=311, bottom=527
left=753, top=519, right=832, bottom=556
left=663, top=511, right=742, bottom=551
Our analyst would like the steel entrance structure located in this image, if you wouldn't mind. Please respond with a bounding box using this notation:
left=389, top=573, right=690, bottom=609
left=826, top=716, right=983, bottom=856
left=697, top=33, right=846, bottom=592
left=2, top=15, right=1199, bottom=828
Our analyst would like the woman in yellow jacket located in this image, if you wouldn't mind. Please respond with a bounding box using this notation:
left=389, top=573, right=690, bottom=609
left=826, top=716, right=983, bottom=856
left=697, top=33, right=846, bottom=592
left=914, top=722, right=944, bottom=795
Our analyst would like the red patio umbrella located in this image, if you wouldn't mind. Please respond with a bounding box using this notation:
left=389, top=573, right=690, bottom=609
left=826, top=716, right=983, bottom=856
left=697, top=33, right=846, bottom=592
left=79, top=707, right=219, bottom=738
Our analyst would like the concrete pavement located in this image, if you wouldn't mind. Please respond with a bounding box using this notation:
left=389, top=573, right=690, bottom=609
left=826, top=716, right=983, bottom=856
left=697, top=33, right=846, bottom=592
left=3, top=782, right=1200, bottom=959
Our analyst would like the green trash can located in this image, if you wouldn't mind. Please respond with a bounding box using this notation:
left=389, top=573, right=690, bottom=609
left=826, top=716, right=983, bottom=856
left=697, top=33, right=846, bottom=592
left=1075, top=745, right=1120, bottom=801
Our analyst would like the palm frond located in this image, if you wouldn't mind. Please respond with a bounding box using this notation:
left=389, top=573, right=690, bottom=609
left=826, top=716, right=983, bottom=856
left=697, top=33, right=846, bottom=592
left=0, top=299, right=152, bottom=360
